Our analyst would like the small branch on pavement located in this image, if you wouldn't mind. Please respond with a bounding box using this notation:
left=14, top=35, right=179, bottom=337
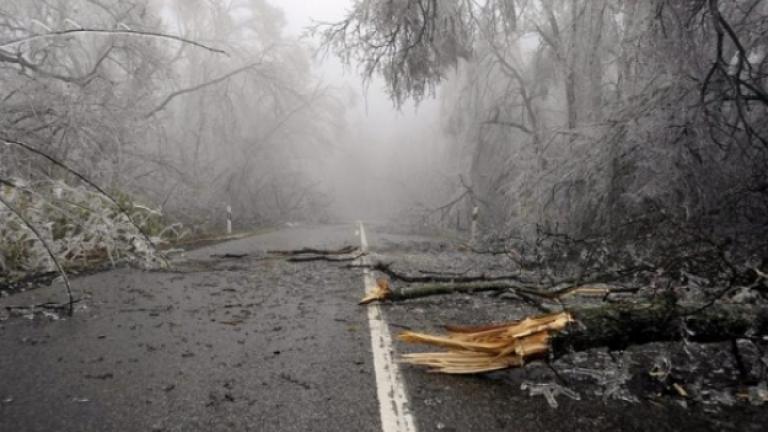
left=383, top=281, right=636, bottom=303
left=210, top=253, right=249, bottom=259
left=269, top=245, right=359, bottom=256
left=369, top=262, right=529, bottom=284
left=288, top=252, right=367, bottom=263
left=5, top=299, right=82, bottom=314
left=352, top=261, right=639, bottom=304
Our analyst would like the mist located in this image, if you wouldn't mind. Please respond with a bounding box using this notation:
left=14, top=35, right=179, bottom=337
left=3, top=2, right=768, bottom=428
left=2, top=0, right=768, bottom=278
left=279, top=0, right=448, bottom=223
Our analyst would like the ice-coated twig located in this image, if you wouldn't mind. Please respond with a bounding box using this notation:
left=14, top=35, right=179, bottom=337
left=520, top=382, right=581, bottom=408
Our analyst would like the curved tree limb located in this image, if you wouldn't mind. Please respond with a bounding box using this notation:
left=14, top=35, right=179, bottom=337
left=1, top=136, right=165, bottom=266
left=145, top=61, right=263, bottom=118
left=0, top=28, right=227, bottom=54
left=0, top=194, right=74, bottom=316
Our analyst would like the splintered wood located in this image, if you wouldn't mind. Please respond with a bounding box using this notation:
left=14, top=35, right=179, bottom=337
left=398, top=312, right=572, bottom=374
left=359, top=277, right=391, bottom=305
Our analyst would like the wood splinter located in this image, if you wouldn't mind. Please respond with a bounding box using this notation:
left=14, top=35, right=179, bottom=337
left=399, top=312, right=572, bottom=374
left=359, top=277, right=391, bottom=305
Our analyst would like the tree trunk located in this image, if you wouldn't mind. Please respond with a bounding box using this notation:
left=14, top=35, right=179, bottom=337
left=399, top=302, right=768, bottom=374
left=551, top=302, right=768, bottom=357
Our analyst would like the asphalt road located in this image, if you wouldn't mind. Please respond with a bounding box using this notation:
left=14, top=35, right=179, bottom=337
left=0, top=224, right=379, bottom=432
left=1, top=224, right=764, bottom=432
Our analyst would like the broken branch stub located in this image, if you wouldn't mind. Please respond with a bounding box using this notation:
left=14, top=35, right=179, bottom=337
left=399, top=312, right=572, bottom=374
left=360, top=278, right=392, bottom=305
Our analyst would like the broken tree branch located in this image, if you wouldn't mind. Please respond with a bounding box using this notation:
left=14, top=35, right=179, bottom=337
left=381, top=281, right=636, bottom=303
left=287, top=252, right=367, bottom=263
left=145, top=61, right=262, bottom=118
left=369, top=262, right=528, bottom=284
left=356, top=262, right=640, bottom=303
left=400, top=302, right=768, bottom=374
left=0, top=28, right=227, bottom=54
left=0, top=194, right=74, bottom=316
left=269, top=245, right=359, bottom=256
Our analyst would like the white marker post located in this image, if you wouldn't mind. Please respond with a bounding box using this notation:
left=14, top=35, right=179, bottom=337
left=226, top=205, right=232, bottom=235
left=470, top=205, right=479, bottom=245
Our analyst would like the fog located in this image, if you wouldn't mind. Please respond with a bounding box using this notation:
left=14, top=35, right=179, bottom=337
left=3, top=2, right=768, bottom=426
left=278, top=0, right=446, bottom=222
left=2, top=0, right=768, bottom=246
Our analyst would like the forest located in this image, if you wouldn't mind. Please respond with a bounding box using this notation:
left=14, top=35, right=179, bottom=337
left=1, top=0, right=768, bottom=429
left=322, top=0, right=768, bottom=410
left=0, top=0, right=350, bottom=284
left=322, top=0, right=768, bottom=252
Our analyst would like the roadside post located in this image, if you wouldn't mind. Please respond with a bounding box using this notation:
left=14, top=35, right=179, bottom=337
left=470, top=205, right=479, bottom=245
left=227, top=205, right=232, bottom=235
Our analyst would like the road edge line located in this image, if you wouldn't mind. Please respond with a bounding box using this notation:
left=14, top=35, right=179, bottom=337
left=359, top=222, right=418, bottom=432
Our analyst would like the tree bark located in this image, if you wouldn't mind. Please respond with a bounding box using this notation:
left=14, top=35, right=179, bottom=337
left=382, top=280, right=637, bottom=301
left=552, top=302, right=768, bottom=357
left=399, top=302, right=768, bottom=374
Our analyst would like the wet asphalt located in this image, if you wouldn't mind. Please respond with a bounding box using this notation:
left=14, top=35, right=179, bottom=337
left=0, top=224, right=377, bottom=432
left=1, top=224, right=765, bottom=432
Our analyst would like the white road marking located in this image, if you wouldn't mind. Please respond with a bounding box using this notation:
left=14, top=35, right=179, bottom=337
left=359, top=222, right=418, bottom=432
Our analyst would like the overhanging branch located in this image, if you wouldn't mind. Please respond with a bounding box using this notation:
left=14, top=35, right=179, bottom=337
left=0, top=28, right=227, bottom=54
left=145, top=62, right=263, bottom=118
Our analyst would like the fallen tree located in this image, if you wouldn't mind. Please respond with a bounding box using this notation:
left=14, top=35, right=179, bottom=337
left=399, top=302, right=768, bottom=374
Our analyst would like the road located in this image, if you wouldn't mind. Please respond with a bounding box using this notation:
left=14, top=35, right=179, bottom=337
left=0, top=224, right=763, bottom=431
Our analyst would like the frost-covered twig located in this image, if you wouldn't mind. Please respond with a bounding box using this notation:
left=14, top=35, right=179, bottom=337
left=0, top=194, right=74, bottom=316
left=1, top=136, right=166, bottom=266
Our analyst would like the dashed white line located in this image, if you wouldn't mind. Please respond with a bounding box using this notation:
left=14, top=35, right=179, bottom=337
left=359, top=222, right=417, bottom=432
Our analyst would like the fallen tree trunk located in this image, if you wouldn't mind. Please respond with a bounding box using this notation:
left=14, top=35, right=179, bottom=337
left=399, top=302, right=768, bottom=374
left=552, top=302, right=768, bottom=355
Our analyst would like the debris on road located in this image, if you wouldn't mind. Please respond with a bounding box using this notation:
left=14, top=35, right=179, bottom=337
left=210, top=253, right=249, bottom=259
left=267, top=245, right=365, bottom=263
left=398, top=303, right=768, bottom=374
left=286, top=252, right=366, bottom=263
left=353, top=261, right=638, bottom=304
left=268, top=245, right=359, bottom=256
left=399, top=312, right=572, bottom=374
left=520, top=381, right=581, bottom=408
left=359, top=277, right=391, bottom=305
